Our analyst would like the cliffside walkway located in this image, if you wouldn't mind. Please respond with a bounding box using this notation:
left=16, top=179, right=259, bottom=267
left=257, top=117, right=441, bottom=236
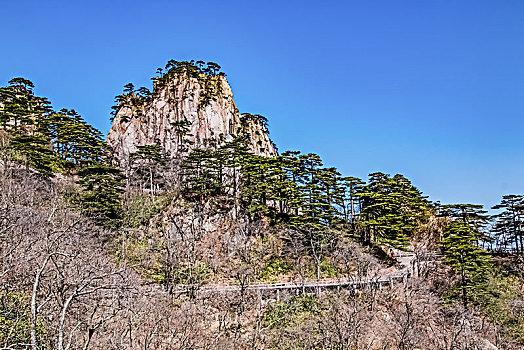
left=172, top=252, right=443, bottom=295
left=196, top=274, right=408, bottom=293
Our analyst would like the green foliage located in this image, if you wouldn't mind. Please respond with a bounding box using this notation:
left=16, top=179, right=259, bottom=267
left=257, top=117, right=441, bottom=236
left=147, top=264, right=167, bottom=284
left=240, top=113, right=269, bottom=134
left=112, top=60, right=226, bottom=121
left=170, top=263, right=212, bottom=286
left=358, top=172, right=430, bottom=248
left=123, top=193, right=172, bottom=228
left=8, top=134, right=61, bottom=175
left=129, top=144, right=166, bottom=193
left=440, top=203, right=489, bottom=234
left=0, top=78, right=122, bottom=228
left=0, top=292, right=47, bottom=349
left=258, top=256, right=292, bottom=282
left=240, top=153, right=286, bottom=219
left=131, top=144, right=163, bottom=164
left=0, top=79, right=106, bottom=176
left=39, top=109, right=105, bottom=168
left=492, top=195, right=524, bottom=255
left=76, top=164, right=125, bottom=227
left=171, top=119, right=194, bottom=151
left=179, top=145, right=431, bottom=269
left=180, top=144, right=356, bottom=228
left=0, top=77, right=52, bottom=134
left=478, top=272, right=524, bottom=342
left=339, top=176, right=365, bottom=225
left=318, top=257, right=340, bottom=278
left=263, top=295, right=320, bottom=329
left=181, top=148, right=225, bottom=200
left=111, top=83, right=148, bottom=121
left=441, top=220, right=492, bottom=308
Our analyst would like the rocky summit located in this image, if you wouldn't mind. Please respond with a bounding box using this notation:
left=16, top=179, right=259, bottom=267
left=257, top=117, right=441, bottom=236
left=107, top=67, right=276, bottom=168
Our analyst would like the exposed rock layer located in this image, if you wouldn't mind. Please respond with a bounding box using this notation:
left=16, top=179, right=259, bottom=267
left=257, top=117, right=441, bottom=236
left=107, top=75, right=276, bottom=167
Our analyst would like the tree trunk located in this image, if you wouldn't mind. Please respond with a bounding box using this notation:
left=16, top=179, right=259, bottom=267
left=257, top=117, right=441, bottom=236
left=149, top=166, right=154, bottom=197
left=58, top=294, right=76, bottom=350
left=31, top=254, right=53, bottom=350
left=350, top=198, right=355, bottom=222
left=461, top=269, right=467, bottom=310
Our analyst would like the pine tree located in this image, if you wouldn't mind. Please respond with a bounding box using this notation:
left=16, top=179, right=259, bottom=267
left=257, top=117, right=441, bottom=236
left=316, top=167, right=345, bottom=226
left=0, top=78, right=52, bottom=135
left=441, top=221, right=492, bottom=308
left=491, top=195, right=524, bottom=255
left=8, top=134, right=60, bottom=176
left=440, top=203, right=489, bottom=230
left=240, top=153, right=274, bottom=217
left=219, top=138, right=249, bottom=198
left=357, top=172, right=429, bottom=248
left=0, top=79, right=105, bottom=175
left=76, top=164, right=125, bottom=227
left=269, top=154, right=297, bottom=219
left=171, top=119, right=193, bottom=152
left=130, top=144, right=166, bottom=194
left=340, top=176, right=364, bottom=224
left=281, top=151, right=303, bottom=216
left=440, top=203, right=490, bottom=248
left=41, top=109, right=105, bottom=168
left=297, top=153, right=324, bottom=227
left=181, top=148, right=223, bottom=201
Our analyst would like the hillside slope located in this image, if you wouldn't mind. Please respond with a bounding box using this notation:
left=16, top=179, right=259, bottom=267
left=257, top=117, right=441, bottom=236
left=1, top=64, right=523, bottom=349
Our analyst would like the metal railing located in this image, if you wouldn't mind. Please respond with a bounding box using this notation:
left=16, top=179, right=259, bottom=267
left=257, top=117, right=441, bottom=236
left=171, top=274, right=408, bottom=294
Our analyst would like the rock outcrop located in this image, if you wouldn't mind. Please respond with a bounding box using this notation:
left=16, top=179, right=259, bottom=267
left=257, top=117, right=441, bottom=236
left=107, top=72, right=277, bottom=167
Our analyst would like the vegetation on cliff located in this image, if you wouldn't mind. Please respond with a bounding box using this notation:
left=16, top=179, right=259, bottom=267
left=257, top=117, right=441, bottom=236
left=111, top=60, right=226, bottom=122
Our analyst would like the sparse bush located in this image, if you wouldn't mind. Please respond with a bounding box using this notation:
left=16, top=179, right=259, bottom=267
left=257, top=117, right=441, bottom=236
left=258, top=256, right=292, bottom=282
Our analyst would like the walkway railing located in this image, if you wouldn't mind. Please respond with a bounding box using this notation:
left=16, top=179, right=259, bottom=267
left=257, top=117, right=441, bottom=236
left=172, top=273, right=408, bottom=294
left=171, top=249, right=449, bottom=295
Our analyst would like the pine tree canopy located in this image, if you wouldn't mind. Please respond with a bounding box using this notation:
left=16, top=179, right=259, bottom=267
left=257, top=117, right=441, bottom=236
left=441, top=221, right=492, bottom=307
left=0, top=79, right=106, bottom=174
left=491, top=195, right=524, bottom=255
left=357, top=172, right=429, bottom=248
left=76, top=164, right=125, bottom=227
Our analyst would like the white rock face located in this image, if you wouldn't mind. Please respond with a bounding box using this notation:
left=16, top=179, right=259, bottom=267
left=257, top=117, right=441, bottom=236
left=106, top=75, right=276, bottom=166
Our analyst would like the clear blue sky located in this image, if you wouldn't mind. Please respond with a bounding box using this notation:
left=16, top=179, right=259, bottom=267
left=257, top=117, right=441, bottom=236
left=1, top=0, right=523, bottom=210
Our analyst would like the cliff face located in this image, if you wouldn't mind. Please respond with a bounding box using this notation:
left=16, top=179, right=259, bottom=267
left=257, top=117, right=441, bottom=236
left=106, top=74, right=276, bottom=167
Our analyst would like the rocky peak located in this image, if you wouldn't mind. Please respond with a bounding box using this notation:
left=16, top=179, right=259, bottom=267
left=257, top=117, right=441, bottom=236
left=106, top=64, right=277, bottom=167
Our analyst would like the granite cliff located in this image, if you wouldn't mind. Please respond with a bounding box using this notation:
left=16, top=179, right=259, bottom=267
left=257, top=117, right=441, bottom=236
left=107, top=65, right=277, bottom=168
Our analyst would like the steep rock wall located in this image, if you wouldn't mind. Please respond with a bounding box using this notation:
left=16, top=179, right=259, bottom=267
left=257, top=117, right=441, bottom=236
left=107, top=74, right=276, bottom=167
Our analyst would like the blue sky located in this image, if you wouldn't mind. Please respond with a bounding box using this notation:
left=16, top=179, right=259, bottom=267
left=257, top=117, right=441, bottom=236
left=1, top=0, right=523, bottom=210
